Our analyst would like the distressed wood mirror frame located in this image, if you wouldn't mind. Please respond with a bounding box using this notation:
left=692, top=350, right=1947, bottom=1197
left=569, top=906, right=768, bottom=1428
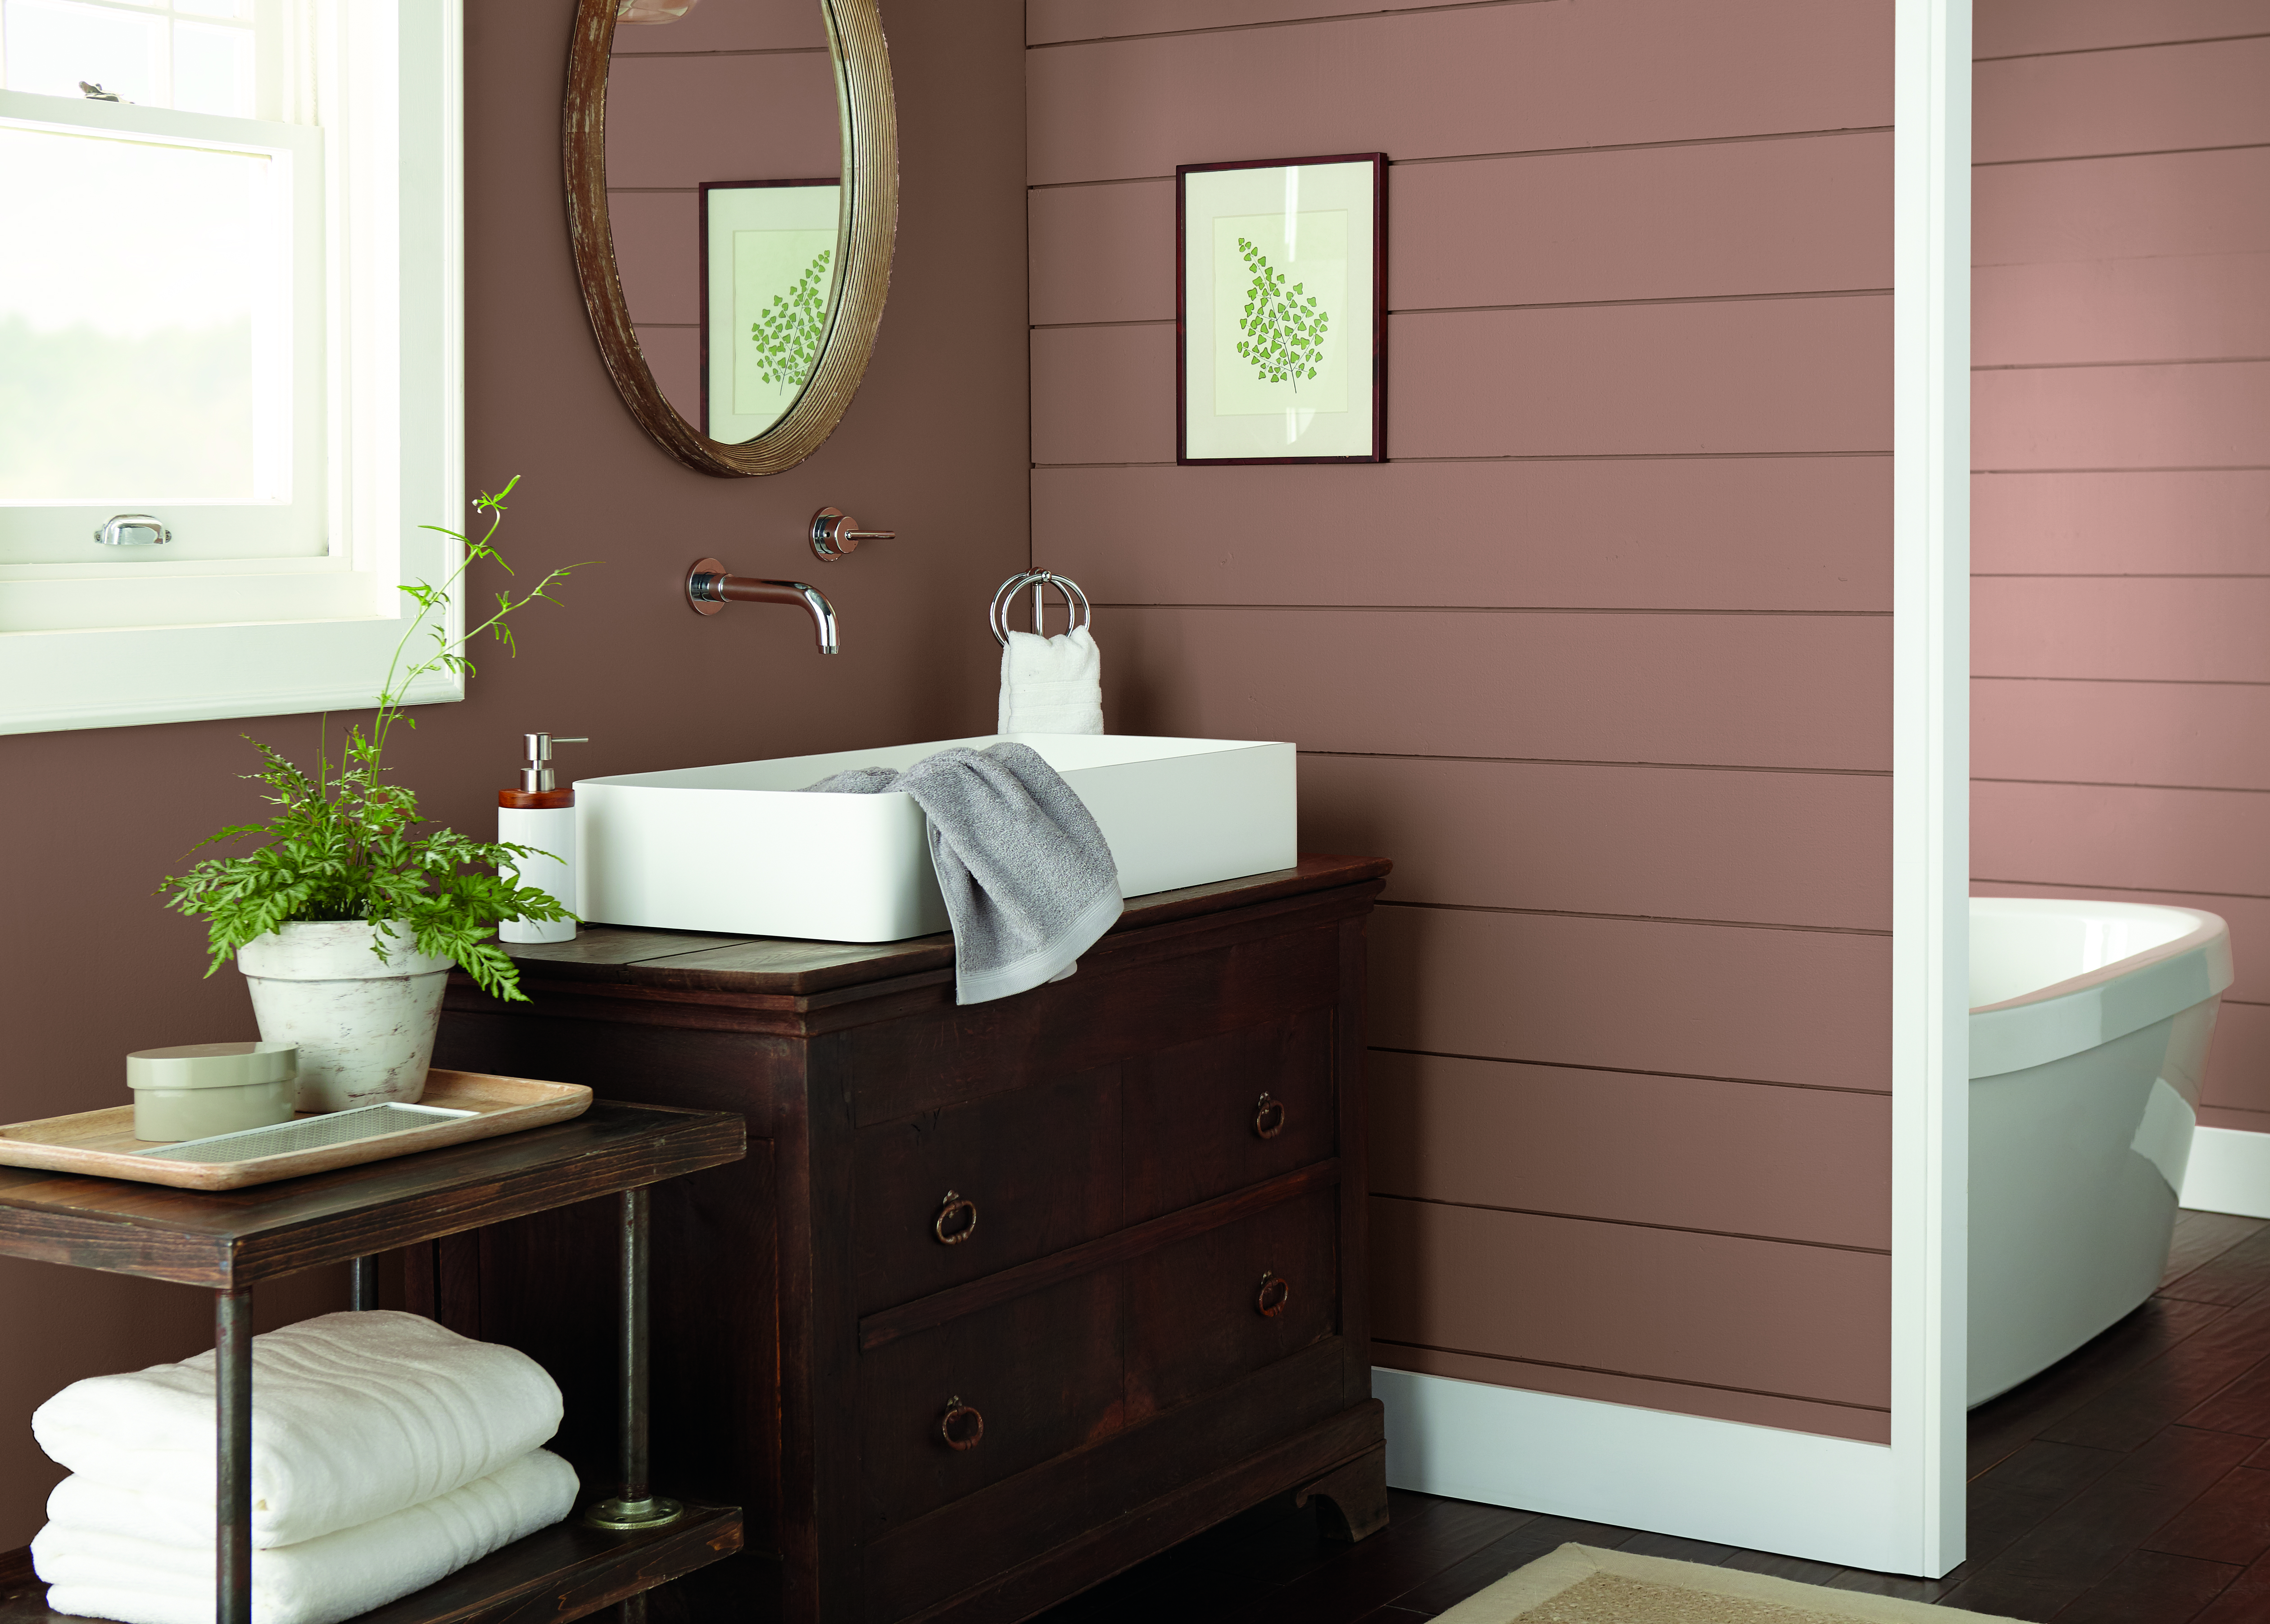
left=563, top=0, right=897, bottom=477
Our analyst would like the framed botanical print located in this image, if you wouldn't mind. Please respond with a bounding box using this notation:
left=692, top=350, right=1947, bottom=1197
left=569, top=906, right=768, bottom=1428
left=698, top=178, right=843, bottom=444
left=1177, top=153, right=1385, bottom=465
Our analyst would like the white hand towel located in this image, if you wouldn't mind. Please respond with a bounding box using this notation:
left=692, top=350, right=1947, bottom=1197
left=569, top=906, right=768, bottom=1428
left=998, top=625, right=1103, bottom=735
left=32, top=1448, right=578, bottom=1624
left=32, top=1311, right=562, bottom=1548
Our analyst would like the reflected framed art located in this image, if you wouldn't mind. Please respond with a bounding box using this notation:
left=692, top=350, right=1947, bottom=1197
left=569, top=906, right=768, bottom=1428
left=698, top=177, right=843, bottom=444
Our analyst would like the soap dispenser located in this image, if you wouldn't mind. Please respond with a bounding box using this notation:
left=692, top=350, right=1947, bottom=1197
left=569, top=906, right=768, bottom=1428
left=498, top=732, right=586, bottom=945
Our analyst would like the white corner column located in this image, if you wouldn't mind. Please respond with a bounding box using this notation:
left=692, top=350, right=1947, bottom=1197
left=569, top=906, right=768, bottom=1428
left=1887, top=0, right=1972, bottom=1580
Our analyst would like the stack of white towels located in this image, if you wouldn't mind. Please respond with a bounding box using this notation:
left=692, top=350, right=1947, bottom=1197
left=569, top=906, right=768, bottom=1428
left=29, top=1311, right=577, bottom=1624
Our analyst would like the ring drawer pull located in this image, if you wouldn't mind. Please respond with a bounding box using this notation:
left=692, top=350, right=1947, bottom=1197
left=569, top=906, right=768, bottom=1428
left=1253, top=1092, right=1286, bottom=1140
left=1256, top=1270, right=1291, bottom=1319
left=940, top=1397, right=984, bottom=1451
left=934, top=1190, right=978, bottom=1246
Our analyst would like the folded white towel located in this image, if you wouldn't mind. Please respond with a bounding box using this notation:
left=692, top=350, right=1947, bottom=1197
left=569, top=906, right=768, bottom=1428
left=32, top=1311, right=562, bottom=1548
left=998, top=625, right=1103, bottom=735
left=32, top=1448, right=578, bottom=1624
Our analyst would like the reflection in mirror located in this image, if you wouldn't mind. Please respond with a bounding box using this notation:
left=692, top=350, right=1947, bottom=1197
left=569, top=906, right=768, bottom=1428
left=606, top=0, right=844, bottom=446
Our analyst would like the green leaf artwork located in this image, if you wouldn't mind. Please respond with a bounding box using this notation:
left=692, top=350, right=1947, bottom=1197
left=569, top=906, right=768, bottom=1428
left=749, top=245, right=833, bottom=393
left=1233, top=237, right=1329, bottom=391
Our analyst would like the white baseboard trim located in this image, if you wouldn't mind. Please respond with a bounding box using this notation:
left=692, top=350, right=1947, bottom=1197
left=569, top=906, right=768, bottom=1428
left=2180, top=1126, right=2270, bottom=1220
left=1376, top=1369, right=1917, bottom=1575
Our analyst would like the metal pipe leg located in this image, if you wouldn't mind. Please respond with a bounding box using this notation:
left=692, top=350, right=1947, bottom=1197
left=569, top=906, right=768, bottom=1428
left=621, top=1186, right=647, bottom=1504
left=349, top=1256, right=377, bottom=1311
left=584, top=1186, right=680, bottom=1532
left=217, top=1288, right=253, bottom=1624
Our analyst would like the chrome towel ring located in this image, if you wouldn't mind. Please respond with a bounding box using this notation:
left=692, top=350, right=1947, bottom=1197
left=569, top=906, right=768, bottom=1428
left=990, top=570, right=1091, bottom=647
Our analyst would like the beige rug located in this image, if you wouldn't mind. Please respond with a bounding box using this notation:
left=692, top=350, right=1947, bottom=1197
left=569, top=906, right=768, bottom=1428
left=1433, top=1545, right=2021, bottom=1624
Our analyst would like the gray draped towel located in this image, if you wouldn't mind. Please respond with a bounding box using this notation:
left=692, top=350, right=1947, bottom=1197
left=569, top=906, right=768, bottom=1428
left=803, top=742, right=1123, bottom=1004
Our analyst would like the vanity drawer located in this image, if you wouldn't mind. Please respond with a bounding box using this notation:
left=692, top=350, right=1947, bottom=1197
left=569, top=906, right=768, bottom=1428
left=857, top=1267, right=1125, bottom=1537
left=852, top=1065, right=1123, bottom=1315
left=1124, top=1007, right=1337, bottom=1224
left=1126, top=1180, right=1341, bottom=1420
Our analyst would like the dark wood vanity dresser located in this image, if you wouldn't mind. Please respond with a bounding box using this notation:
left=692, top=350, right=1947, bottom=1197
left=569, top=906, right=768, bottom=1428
left=431, top=855, right=1390, bottom=1624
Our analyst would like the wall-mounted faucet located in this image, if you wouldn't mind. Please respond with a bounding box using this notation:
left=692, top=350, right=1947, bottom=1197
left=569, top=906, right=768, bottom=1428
left=686, top=558, right=839, bottom=653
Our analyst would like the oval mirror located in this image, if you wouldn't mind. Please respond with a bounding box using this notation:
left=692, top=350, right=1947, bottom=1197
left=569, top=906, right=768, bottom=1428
left=565, top=0, right=895, bottom=476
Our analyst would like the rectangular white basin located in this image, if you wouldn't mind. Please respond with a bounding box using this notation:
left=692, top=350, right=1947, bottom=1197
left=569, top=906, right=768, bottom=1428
left=576, top=734, right=1296, bottom=942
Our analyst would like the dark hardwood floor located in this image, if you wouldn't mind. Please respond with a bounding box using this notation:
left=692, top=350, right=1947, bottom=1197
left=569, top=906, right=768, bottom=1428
left=1032, top=1209, right=2270, bottom=1624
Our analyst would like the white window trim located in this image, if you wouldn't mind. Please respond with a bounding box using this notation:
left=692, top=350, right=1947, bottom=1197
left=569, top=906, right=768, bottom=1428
left=0, top=0, right=462, bottom=734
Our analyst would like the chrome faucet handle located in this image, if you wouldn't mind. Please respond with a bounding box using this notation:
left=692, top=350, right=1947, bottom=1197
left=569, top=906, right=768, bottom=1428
left=686, top=558, right=839, bottom=653
left=809, top=507, right=897, bottom=562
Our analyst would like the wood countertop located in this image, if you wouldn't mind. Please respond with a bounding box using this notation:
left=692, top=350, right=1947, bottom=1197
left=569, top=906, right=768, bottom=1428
left=482, top=855, right=1392, bottom=1000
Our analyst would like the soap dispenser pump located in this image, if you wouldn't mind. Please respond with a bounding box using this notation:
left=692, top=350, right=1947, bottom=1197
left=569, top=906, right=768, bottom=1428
left=498, top=732, right=587, bottom=945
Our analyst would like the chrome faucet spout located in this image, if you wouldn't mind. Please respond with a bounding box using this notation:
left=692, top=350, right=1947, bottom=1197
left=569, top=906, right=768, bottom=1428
left=686, top=559, right=839, bottom=653
left=789, top=582, right=839, bottom=654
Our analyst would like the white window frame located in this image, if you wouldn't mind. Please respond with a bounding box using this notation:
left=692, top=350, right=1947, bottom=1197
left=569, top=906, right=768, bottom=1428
left=0, top=0, right=462, bottom=734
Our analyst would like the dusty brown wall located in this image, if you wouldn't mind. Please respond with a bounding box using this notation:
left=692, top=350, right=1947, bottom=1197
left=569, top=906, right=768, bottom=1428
left=1027, top=0, right=1897, bottom=1442
left=0, top=0, right=1028, bottom=1549
left=1971, top=3, right=2270, bottom=1131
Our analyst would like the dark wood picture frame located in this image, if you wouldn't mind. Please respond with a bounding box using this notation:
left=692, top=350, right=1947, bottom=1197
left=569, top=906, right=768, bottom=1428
left=1176, top=153, right=1387, bottom=466
left=696, top=177, right=844, bottom=441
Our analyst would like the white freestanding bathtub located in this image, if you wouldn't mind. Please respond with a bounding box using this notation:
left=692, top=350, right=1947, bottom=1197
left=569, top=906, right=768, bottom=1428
left=1970, top=897, right=2234, bottom=1405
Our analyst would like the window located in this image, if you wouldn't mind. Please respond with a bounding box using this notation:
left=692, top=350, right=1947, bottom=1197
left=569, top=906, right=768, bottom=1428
left=0, top=0, right=463, bottom=733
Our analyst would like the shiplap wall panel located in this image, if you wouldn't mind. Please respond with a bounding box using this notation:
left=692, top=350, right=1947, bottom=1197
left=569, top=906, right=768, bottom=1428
left=2205, top=1004, right=2270, bottom=1117
left=1975, top=148, right=2270, bottom=267
left=1975, top=579, right=2270, bottom=682
left=603, top=54, right=840, bottom=188
left=1370, top=907, right=1893, bottom=1092
left=1976, top=0, right=2270, bottom=58
left=1032, top=300, right=1895, bottom=466
left=1300, top=755, right=1892, bottom=931
left=1027, top=0, right=1890, bottom=187
left=1104, top=607, right=1893, bottom=772
left=609, top=191, right=698, bottom=326
left=1972, top=782, right=2270, bottom=897
left=1387, top=136, right=1893, bottom=310
left=1369, top=1199, right=1893, bottom=1407
left=1370, top=1052, right=1893, bottom=1249
left=1973, top=471, right=2270, bottom=574
left=610, top=1, right=822, bottom=51
left=1975, top=37, right=2270, bottom=164
left=1030, top=325, right=1177, bottom=466
left=1387, top=298, right=1893, bottom=460
left=1976, top=255, right=2270, bottom=367
left=1028, top=0, right=1444, bottom=46
left=1029, top=180, right=1174, bottom=328
left=1974, top=679, right=2270, bottom=792
left=1974, top=362, right=2270, bottom=470
left=1973, top=13, right=2270, bottom=1149
left=1036, top=459, right=1891, bottom=611
left=1028, top=136, right=1894, bottom=328
left=1034, top=0, right=1894, bottom=1432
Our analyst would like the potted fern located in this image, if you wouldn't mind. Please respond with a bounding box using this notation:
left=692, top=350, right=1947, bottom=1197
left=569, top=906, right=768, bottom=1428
left=161, top=480, right=584, bottom=1112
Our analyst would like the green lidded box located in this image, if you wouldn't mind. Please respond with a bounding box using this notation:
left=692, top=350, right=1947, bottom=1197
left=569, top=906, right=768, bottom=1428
left=127, top=1042, right=298, bottom=1143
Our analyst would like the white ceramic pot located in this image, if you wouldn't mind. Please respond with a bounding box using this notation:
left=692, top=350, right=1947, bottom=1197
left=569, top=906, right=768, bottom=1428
left=236, top=921, right=454, bottom=1112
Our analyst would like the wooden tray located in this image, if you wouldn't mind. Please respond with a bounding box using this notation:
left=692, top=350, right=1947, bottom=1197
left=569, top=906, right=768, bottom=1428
left=0, top=1071, right=592, bottom=1191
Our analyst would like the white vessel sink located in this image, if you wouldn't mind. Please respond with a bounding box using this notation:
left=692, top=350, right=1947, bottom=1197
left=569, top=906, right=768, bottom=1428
left=576, top=734, right=1296, bottom=942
